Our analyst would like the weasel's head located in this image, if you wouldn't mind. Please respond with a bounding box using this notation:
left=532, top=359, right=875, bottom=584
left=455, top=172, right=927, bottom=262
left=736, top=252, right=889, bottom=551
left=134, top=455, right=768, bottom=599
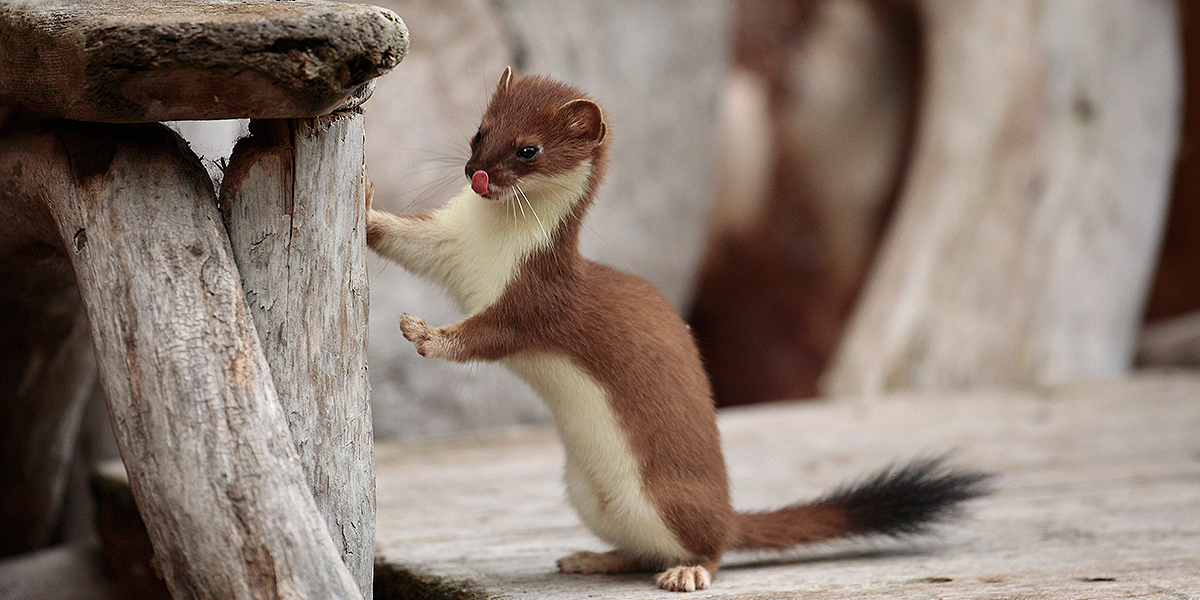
left=465, top=67, right=608, bottom=202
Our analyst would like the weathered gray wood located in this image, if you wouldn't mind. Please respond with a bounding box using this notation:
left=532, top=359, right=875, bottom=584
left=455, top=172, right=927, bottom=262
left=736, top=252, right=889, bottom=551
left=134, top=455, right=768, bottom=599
left=2, top=122, right=363, bottom=600
left=823, top=0, right=1182, bottom=396
left=0, top=0, right=407, bottom=122
left=220, top=112, right=373, bottom=597
left=374, top=373, right=1200, bottom=598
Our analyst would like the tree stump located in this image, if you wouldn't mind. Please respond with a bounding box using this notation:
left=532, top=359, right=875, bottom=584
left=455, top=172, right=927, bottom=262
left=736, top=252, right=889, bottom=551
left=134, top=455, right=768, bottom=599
left=823, top=0, right=1182, bottom=395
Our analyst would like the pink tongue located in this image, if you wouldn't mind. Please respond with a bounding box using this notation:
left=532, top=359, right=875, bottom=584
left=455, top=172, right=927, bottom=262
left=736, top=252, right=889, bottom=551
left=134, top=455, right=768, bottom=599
left=471, top=170, right=489, bottom=196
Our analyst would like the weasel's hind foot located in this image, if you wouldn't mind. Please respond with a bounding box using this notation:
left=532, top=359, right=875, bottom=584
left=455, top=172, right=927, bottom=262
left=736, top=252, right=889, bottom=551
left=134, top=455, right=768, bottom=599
left=556, top=550, right=641, bottom=575
left=656, top=565, right=713, bottom=592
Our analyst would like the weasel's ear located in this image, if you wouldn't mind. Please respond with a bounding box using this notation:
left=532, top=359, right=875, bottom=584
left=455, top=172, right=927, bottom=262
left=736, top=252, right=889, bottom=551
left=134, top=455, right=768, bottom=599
left=497, top=66, right=514, bottom=92
left=557, top=99, right=606, bottom=145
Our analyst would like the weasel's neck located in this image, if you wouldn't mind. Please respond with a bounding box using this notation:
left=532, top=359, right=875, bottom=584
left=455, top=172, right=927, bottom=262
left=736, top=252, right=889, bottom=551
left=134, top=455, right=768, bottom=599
left=435, top=160, right=595, bottom=313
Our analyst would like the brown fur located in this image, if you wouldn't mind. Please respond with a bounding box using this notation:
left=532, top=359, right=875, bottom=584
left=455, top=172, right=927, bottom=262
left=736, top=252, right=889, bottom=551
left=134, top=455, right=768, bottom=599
left=368, top=68, right=988, bottom=592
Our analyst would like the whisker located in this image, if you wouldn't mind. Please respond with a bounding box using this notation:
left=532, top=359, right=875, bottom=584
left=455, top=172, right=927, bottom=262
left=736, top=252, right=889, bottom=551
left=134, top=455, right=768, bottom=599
left=583, top=222, right=634, bottom=272
left=400, top=175, right=458, bottom=212
left=511, top=188, right=526, bottom=220
left=515, top=182, right=548, bottom=239
left=372, top=260, right=392, bottom=280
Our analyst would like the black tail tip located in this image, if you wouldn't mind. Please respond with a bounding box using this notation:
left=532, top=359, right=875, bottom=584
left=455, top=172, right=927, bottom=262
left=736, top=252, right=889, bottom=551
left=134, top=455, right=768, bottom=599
left=823, top=455, right=992, bottom=538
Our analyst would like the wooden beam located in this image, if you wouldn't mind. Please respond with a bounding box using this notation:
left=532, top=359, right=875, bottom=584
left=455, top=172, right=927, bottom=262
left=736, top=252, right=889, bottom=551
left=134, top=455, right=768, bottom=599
left=220, top=110, right=373, bottom=596
left=1, top=122, right=363, bottom=599
left=0, top=0, right=407, bottom=122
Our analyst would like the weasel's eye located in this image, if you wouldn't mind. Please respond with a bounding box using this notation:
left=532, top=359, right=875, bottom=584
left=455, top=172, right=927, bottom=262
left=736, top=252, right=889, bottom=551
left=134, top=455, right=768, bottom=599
left=471, top=130, right=482, bottom=146
left=516, top=145, right=539, bottom=160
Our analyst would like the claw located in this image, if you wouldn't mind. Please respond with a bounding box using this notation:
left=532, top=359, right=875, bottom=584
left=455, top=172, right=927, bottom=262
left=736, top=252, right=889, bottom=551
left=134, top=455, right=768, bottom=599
left=656, top=566, right=712, bottom=592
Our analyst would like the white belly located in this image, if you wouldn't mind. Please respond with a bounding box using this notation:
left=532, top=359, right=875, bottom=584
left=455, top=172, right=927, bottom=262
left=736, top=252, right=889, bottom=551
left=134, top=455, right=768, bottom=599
left=504, top=352, right=691, bottom=561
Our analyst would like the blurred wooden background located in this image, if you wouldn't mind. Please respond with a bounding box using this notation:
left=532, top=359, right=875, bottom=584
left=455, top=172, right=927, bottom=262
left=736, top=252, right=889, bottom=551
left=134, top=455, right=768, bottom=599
left=695, top=0, right=1190, bottom=405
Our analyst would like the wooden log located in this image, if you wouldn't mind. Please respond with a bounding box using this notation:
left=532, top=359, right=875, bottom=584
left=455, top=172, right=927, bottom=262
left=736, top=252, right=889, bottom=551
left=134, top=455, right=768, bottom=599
left=690, top=0, right=921, bottom=405
left=0, top=0, right=407, bottom=122
left=220, top=112, right=373, bottom=596
left=0, top=207, right=96, bottom=556
left=822, top=0, right=1181, bottom=395
left=1, top=122, right=363, bottom=599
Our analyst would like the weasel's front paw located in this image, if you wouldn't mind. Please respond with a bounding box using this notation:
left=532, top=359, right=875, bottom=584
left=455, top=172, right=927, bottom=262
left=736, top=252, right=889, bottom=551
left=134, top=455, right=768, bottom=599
left=398, top=313, right=451, bottom=359
left=365, top=208, right=384, bottom=248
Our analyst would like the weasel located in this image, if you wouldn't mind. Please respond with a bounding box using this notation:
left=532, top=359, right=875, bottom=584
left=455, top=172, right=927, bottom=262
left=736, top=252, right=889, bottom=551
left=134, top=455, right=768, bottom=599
left=366, top=67, right=989, bottom=592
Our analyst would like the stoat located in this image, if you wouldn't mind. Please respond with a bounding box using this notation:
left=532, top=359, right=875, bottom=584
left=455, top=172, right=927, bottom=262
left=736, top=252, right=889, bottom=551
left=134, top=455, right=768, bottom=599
left=366, top=67, right=989, bottom=592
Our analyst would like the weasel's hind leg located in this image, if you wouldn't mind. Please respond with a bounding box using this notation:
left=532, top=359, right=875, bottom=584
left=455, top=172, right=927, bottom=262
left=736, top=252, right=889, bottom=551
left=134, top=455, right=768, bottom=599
left=655, top=561, right=718, bottom=592
left=556, top=550, right=644, bottom=575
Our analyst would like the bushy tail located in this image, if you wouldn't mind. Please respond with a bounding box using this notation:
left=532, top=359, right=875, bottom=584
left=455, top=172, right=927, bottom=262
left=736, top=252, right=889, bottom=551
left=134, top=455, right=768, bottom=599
left=732, top=456, right=991, bottom=551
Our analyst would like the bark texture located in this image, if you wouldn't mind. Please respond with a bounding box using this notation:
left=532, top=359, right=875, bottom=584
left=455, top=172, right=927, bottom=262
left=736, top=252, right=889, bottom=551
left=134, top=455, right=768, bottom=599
left=0, top=0, right=407, bottom=122
left=1, top=122, right=363, bottom=600
left=221, top=113, right=373, bottom=596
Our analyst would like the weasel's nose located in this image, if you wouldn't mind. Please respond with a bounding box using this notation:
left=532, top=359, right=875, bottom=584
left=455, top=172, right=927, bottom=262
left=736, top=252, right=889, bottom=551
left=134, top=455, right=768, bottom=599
left=471, top=170, right=490, bottom=196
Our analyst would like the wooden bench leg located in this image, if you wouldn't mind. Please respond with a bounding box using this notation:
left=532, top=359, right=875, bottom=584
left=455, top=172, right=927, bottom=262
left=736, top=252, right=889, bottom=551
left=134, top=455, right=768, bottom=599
left=1, top=122, right=363, bottom=600
left=221, top=110, right=374, bottom=596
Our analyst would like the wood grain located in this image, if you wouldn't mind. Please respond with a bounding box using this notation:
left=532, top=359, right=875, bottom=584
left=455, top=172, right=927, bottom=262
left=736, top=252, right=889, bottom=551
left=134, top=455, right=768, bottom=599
left=375, top=373, right=1200, bottom=599
left=0, top=147, right=96, bottom=555
left=3, top=122, right=363, bottom=599
left=0, top=0, right=407, bottom=122
left=221, top=112, right=374, bottom=596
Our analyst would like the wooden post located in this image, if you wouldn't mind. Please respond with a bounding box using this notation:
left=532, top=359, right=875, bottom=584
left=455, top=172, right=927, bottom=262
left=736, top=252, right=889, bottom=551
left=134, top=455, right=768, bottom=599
left=822, top=0, right=1182, bottom=395
left=220, top=105, right=373, bottom=595
left=2, top=123, right=363, bottom=599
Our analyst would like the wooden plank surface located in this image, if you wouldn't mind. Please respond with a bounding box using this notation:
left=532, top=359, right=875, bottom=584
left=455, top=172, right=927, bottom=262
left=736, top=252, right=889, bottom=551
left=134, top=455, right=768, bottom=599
left=0, top=0, right=407, bottom=122
left=375, top=372, right=1200, bottom=598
